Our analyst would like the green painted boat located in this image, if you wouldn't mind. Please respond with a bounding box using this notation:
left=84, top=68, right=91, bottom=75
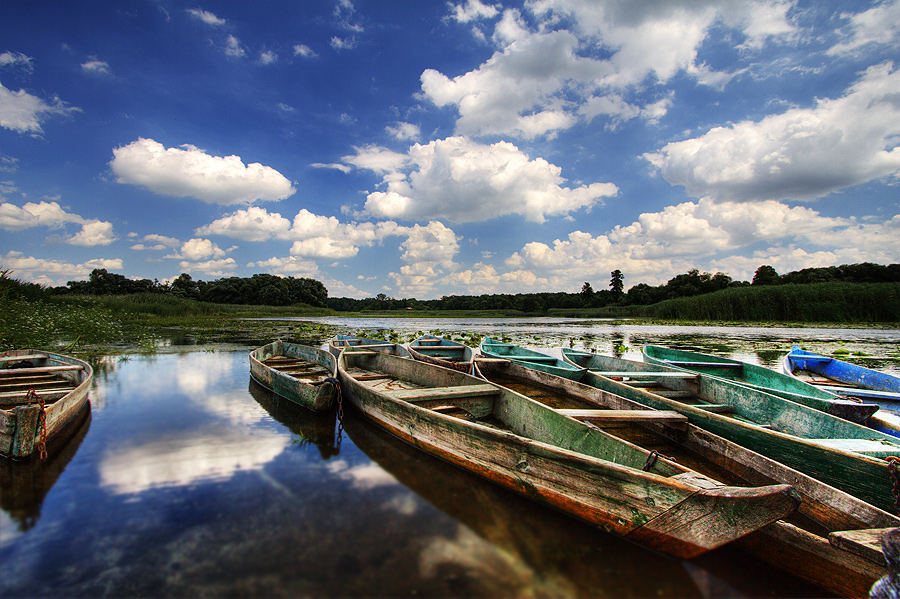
left=406, top=334, right=475, bottom=372
left=562, top=347, right=900, bottom=514
left=477, top=354, right=900, bottom=597
left=249, top=341, right=338, bottom=412
left=642, top=345, right=879, bottom=424
left=337, top=347, right=799, bottom=559
left=1, top=349, right=93, bottom=459
left=479, top=338, right=585, bottom=380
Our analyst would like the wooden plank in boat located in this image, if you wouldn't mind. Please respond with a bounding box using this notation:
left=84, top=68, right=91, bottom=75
left=688, top=404, right=734, bottom=414
left=590, top=371, right=698, bottom=378
left=662, top=360, right=740, bottom=369
left=0, top=365, right=82, bottom=376
left=829, top=528, right=891, bottom=565
left=807, top=438, right=900, bottom=456
left=556, top=409, right=689, bottom=429
left=0, top=387, right=73, bottom=399
left=0, top=354, right=47, bottom=363
left=383, top=384, right=499, bottom=402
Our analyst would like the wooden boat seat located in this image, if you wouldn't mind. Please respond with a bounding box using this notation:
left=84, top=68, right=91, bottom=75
left=688, top=403, right=734, bottom=414
left=662, top=360, right=740, bottom=369
left=807, top=438, right=900, bottom=457
left=829, top=528, right=891, bottom=565
left=590, top=371, right=698, bottom=379
left=510, top=356, right=560, bottom=363
left=283, top=367, right=330, bottom=376
left=383, top=384, right=500, bottom=402
left=0, top=354, right=47, bottom=363
left=0, top=389, right=71, bottom=407
left=0, top=365, right=83, bottom=376
left=556, top=409, right=689, bottom=429
left=648, top=389, right=695, bottom=399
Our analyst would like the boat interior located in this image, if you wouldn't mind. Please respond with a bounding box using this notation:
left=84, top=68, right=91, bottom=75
left=0, top=353, right=83, bottom=408
left=258, top=355, right=334, bottom=385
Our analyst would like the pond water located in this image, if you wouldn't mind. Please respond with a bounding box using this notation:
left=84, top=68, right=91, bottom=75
left=2, top=319, right=898, bottom=597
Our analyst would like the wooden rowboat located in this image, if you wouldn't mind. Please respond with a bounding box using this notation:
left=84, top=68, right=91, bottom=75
left=328, top=334, right=409, bottom=358
left=479, top=354, right=899, bottom=597
left=479, top=338, right=584, bottom=380
left=249, top=341, right=338, bottom=411
left=784, top=346, right=900, bottom=437
left=643, top=344, right=879, bottom=424
left=1, top=349, right=93, bottom=459
left=784, top=346, right=900, bottom=403
left=563, top=347, right=900, bottom=514
left=406, top=334, right=475, bottom=372
left=337, top=347, right=800, bottom=559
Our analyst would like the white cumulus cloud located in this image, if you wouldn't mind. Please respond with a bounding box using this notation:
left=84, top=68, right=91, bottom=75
left=643, top=62, right=900, bottom=202
left=110, top=138, right=296, bottom=205
left=0, top=82, right=79, bottom=135
left=0, top=200, right=116, bottom=246
left=356, top=136, right=617, bottom=223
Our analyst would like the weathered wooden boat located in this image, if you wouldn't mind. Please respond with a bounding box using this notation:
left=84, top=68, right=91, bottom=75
left=784, top=346, right=900, bottom=438
left=479, top=354, right=899, bottom=597
left=340, top=411, right=805, bottom=597
left=337, top=347, right=800, bottom=559
left=0, top=349, right=93, bottom=460
left=406, top=334, right=475, bottom=372
left=784, top=346, right=900, bottom=403
left=249, top=341, right=338, bottom=412
left=643, top=344, right=879, bottom=424
left=563, top=347, right=900, bottom=514
left=479, top=338, right=585, bottom=380
left=328, top=334, right=409, bottom=358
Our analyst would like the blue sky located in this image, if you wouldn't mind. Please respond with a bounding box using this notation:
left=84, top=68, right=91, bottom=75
left=1, top=0, right=898, bottom=299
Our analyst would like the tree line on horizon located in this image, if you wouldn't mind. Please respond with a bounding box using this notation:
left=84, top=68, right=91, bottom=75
left=3, top=262, right=898, bottom=312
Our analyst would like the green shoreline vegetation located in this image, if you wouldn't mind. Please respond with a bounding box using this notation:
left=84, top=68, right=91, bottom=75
left=2, top=264, right=898, bottom=353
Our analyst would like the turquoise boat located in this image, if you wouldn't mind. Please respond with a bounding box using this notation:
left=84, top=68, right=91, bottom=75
left=479, top=338, right=585, bottom=380
left=643, top=344, right=879, bottom=424
left=784, top=346, right=900, bottom=437
left=562, top=347, right=900, bottom=513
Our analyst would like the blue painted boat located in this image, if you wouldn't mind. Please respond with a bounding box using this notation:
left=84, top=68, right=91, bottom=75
left=478, top=338, right=585, bottom=380
left=643, top=345, right=879, bottom=424
left=784, top=346, right=900, bottom=437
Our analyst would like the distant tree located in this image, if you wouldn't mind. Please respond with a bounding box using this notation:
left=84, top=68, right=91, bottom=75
left=580, top=282, right=594, bottom=303
left=610, top=270, right=624, bottom=298
left=170, top=273, right=200, bottom=298
left=752, top=265, right=780, bottom=286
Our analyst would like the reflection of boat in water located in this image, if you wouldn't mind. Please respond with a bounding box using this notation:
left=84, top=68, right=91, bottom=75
left=0, top=403, right=91, bottom=531
left=247, top=378, right=340, bottom=459
left=340, top=411, right=822, bottom=597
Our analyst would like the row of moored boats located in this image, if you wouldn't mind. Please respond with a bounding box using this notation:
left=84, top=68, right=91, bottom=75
left=4, top=337, right=897, bottom=596
left=246, top=333, right=900, bottom=597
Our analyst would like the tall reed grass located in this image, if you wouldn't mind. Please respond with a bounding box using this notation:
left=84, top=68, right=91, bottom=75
left=647, top=282, right=900, bottom=323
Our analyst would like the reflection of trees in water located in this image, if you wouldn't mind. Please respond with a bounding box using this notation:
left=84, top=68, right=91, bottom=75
left=0, top=404, right=92, bottom=531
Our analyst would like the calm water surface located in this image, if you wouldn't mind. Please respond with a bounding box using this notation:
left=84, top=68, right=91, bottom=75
left=2, top=319, right=898, bottom=597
